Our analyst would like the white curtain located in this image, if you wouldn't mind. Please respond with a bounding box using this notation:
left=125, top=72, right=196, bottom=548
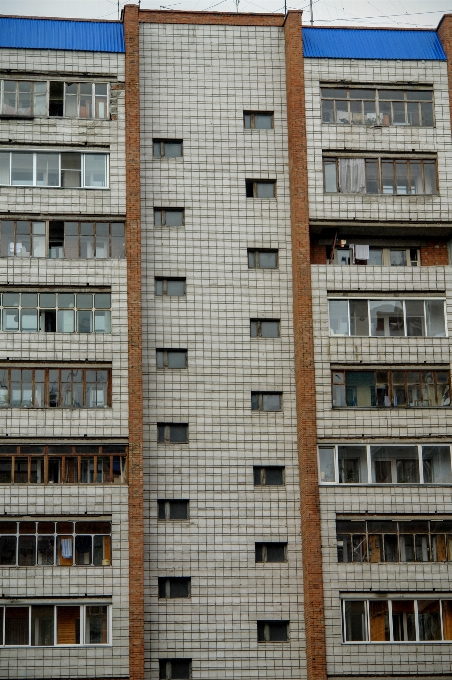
left=338, top=158, right=366, bottom=193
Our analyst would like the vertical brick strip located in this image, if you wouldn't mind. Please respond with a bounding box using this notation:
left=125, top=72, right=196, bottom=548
left=124, top=5, right=144, bottom=680
left=284, top=12, right=327, bottom=680
left=438, top=16, right=452, bottom=132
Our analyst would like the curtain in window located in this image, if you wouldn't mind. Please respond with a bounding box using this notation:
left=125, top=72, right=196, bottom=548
left=338, top=158, right=366, bottom=193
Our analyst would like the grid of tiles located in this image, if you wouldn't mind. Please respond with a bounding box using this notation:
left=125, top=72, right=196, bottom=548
left=140, top=22, right=305, bottom=679
left=0, top=45, right=129, bottom=678
left=306, top=54, right=452, bottom=676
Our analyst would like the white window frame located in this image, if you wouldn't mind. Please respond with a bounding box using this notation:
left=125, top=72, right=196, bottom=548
left=0, top=151, right=109, bottom=189
left=0, top=603, right=111, bottom=646
left=328, top=298, right=447, bottom=338
left=318, top=443, right=452, bottom=485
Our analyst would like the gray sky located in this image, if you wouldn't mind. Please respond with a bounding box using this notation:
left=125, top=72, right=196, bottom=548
left=2, top=0, right=452, bottom=25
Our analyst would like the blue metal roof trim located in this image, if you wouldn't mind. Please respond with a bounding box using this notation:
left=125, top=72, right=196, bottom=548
left=0, top=17, right=125, bottom=53
left=303, top=27, right=446, bottom=61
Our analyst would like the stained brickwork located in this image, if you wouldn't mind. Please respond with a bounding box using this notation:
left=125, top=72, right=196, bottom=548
left=124, top=5, right=145, bottom=680
left=285, top=12, right=327, bottom=680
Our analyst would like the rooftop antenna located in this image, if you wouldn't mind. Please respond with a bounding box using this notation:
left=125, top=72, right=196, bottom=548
left=310, top=0, right=313, bottom=25
left=234, top=0, right=239, bottom=12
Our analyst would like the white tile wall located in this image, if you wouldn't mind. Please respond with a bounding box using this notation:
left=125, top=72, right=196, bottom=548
left=140, top=22, right=305, bottom=680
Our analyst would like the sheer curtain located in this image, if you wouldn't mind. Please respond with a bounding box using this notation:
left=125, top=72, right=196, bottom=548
left=338, top=158, right=366, bottom=193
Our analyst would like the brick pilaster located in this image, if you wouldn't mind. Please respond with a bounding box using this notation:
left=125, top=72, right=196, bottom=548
left=124, top=5, right=144, bottom=680
left=284, top=11, right=327, bottom=680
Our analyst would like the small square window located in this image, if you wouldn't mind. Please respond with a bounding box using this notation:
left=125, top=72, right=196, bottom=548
left=153, top=140, right=183, bottom=158
left=156, top=350, right=187, bottom=369
left=157, top=423, right=188, bottom=443
left=154, top=209, right=184, bottom=227
left=251, top=392, right=282, bottom=412
left=255, top=542, right=287, bottom=563
left=247, top=249, right=278, bottom=269
left=158, top=500, right=189, bottom=520
left=250, top=319, right=280, bottom=338
left=257, top=621, right=289, bottom=642
left=159, top=659, right=191, bottom=680
left=243, top=111, right=274, bottom=129
left=253, top=466, right=285, bottom=486
left=155, top=278, right=186, bottom=296
left=246, top=180, right=276, bottom=198
left=158, top=577, right=191, bottom=598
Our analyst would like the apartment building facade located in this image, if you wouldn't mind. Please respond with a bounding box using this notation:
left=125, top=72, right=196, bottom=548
left=0, top=15, right=131, bottom=680
left=3, top=6, right=452, bottom=680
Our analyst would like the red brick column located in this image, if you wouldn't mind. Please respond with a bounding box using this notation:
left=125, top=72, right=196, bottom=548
left=124, top=5, right=144, bottom=680
left=284, top=11, right=327, bottom=680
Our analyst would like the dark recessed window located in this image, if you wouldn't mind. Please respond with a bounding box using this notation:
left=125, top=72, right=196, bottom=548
left=250, top=319, right=280, bottom=338
left=243, top=111, right=274, bottom=129
left=253, top=466, right=285, bottom=486
left=154, top=209, right=184, bottom=227
left=159, top=659, right=191, bottom=680
left=255, top=542, right=287, bottom=563
left=245, top=180, right=276, bottom=198
left=158, top=500, right=189, bottom=520
left=153, top=140, right=183, bottom=158
left=251, top=392, right=282, bottom=412
left=156, top=350, right=187, bottom=369
left=158, top=577, right=191, bottom=598
left=157, top=424, right=188, bottom=444
left=257, top=621, right=289, bottom=642
left=247, top=249, right=278, bottom=269
left=155, top=278, right=186, bottom=297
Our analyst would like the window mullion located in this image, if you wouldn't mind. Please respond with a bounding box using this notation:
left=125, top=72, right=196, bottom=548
left=33, top=153, right=36, bottom=187
left=366, top=445, right=371, bottom=483
left=418, top=445, right=424, bottom=484
left=403, top=301, right=407, bottom=337
left=388, top=600, right=394, bottom=641
left=365, top=600, right=370, bottom=641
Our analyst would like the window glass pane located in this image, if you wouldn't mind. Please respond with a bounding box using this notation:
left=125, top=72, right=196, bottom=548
left=395, top=161, right=409, bottom=194
left=371, top=445, right=419, bottom=483
left=364, top=159, right=379, bottom=194
left=165, top=210, right=184, bottom=227
left=5, top=607, right=29, bottom=645
left=392, top=600, right=416, bottom=641
left=0, top=536, right=16, bottom=564
left=84, top=154, right=107, bottom=188
left=94, top=310, right=111, bottom=333
left=21, top=309, right=38, bottom=332
left=389, top=249, right=406, bottom=266
left=422, top=446, right=452, bottom=483
left=322, top=100, right=334, bottom=123
left=166, top=280, right=185, bottom=296
left=262, top=393, right=281, bottom=411
left=61, top=153, right=81, bottom=188
left=3, top=308, right=19, bottom=331
left=369, top=300, right=404, bottom=337
left=324, top=161, right=337, bottom=192
left=405, top=299, right=425, bottom=337
left=421, top=101, right=434, bottom=126
left=364, top=100, right=377, bottom=124
left=424, top=162, right=437, bottom=195
left=425, top=300, right=446, bottom=337
left=3, top=81, right=17, bottom=114
left=254, top=114, right=273, bottom=129
left=350, top=100, right=363, bottom=125
left=392, top=101, right=406, bottom=124
left=79, top=83, right=93, bottom=118
left=381, top=161, right=395, bottom=194
left=338, top=446, right=367, bottom=483
left=338, top=157, right=367, bottom=193
left=260, top=321, right=279, bottom=337
left=328, top=299, right=349, bottom=336
left=379, top=100, right=392, bottom=125
left=335, top=100, right=349, bottom=124
left=31, top=221, right=46, bottom=257
left=344, top=601, right=367, bottom=641
left=85, top=606, right=108, bottom=644
left=11, top=153, right=33, bottom=186
left=258, top=251, right=277, bottom=268
left=409, top=161, right=423, bottom=195
left=418, top=600, right=441, bottom=641
left=443, top=600, right=452, bottom=640
left=31, top=606, right=54, bottom=646
left=349, top=299, right=369, bottom=336
left=167, top=351, right=186, bottom=369
left=346, top=371, right=375, bottom=407
left=18, top=535, right=35, bottom=565
left=169, top=501, right=188, bottom=519
left=169, top=425, right=187, bottom=443
left=256, top=182, right=275, bottom=198
left=369, top=601, right=390, bottom=641
left=318, top=447, right=335, bottom=483
left=64, top=83, right=78, bottom=117
left=163, top=142, right=182, bottom=157
left=407, top=101, right=420, bottom=126
left=36, top=153, right=59, bottom=187
left=33, top=82, right=47, bottom=116
left=0, top=153, right=10, bottom=185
